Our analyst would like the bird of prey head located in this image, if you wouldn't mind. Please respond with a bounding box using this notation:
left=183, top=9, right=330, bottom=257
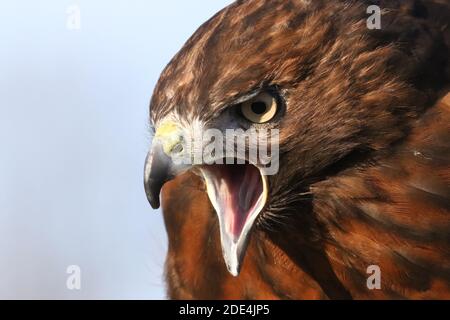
left=144, top=0, right=449, bottom=283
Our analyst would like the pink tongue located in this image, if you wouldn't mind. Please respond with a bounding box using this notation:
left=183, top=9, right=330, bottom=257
left=205, top=164, right=263, bottom=241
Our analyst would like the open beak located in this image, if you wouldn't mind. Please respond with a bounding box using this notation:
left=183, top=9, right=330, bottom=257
left=144, top=122, right=269, bottom=276
left=199, top=163, right=268, bottom=276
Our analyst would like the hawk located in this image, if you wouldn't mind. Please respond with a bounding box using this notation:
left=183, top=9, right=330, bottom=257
left=144, top=0, right=450, bottom=299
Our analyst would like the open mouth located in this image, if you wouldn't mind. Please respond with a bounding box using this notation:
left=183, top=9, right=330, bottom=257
left=144, top=136, right=270, bottom=276
left=199, top=161, right=269, bottom=276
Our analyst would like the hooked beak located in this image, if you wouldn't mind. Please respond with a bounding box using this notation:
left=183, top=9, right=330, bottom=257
left=143, top=140, right=174, bottom=209
left=144, top=122, right=269, bottom=276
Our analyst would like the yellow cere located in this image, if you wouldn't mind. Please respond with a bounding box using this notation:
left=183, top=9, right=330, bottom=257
left=155, top=121, right=183, bottom=155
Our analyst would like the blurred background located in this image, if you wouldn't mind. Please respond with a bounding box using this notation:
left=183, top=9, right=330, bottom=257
left=0, top=0, right=232, bottom=299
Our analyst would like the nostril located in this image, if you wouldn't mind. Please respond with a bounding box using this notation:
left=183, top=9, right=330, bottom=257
left=172, top=143, right=184, bottom=154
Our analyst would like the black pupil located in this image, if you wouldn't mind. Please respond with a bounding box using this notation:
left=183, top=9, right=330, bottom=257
left=251, top=101, right=267, bottom=115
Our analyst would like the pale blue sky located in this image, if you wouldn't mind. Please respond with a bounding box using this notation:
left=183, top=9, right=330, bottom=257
left=0, top=0, right=233, bottom=299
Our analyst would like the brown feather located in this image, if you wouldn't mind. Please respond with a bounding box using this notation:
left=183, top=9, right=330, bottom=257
left=151, top=0, right=450, bottom=299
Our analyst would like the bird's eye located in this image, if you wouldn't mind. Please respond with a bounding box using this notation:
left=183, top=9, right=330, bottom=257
left=240, top=92, right=278, bottom=123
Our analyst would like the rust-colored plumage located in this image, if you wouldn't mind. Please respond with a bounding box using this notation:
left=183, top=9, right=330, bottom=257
left=147, top=0, right=450, bottom=299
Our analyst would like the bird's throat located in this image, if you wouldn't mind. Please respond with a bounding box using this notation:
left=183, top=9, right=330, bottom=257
left=200, top=163, right=268, bottom=276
